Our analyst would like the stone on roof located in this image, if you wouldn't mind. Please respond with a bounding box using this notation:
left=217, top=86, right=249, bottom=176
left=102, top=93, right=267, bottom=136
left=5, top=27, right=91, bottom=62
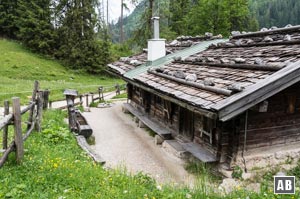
left=132, top=25, right=300, bottom=120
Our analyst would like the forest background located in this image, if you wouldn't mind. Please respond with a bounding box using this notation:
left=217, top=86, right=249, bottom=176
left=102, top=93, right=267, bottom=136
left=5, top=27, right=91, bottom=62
left=1, top=0, right=299, bottom=73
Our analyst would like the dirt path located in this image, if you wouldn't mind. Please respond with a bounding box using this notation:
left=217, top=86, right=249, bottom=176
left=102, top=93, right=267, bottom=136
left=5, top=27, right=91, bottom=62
left=83, top=101, right=194, bottom=185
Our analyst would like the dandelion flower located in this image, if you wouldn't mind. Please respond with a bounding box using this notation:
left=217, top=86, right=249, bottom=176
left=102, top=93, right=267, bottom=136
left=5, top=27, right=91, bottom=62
left=156, top=185, right=162, bottom=190
left=53, top=163, right=58, bottom=168
left=186, top=193, right=192, bottom=199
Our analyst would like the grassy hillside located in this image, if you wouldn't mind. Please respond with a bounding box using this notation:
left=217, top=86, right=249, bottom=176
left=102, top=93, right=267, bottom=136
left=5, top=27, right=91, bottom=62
left=0, top=39, right=123, bottom=103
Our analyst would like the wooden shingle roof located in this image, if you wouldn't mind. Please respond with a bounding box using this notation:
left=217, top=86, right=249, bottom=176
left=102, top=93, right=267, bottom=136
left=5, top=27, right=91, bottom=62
left=133, top=25, right=300, bottom=121
left=108, top=34, right=223, bottom=75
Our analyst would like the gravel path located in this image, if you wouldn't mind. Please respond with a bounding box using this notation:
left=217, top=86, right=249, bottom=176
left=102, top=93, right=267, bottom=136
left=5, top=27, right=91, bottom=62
left=83, top=101, right=194, bottom=185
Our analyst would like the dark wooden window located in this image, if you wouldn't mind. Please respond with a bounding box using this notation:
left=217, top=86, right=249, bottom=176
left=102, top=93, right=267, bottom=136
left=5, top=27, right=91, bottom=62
left=179, top=108, right=194, bottom=141
left=143, top=91, right=151, bottom=113
left=155, top=96, right=162, bottom=106
left=135, top=87, right=141, bottom=97
left=127, top=84, right=133, bottom=100
left=200, top=117, right=215, bottom=145
left=287, top=94, right=297, bottom=114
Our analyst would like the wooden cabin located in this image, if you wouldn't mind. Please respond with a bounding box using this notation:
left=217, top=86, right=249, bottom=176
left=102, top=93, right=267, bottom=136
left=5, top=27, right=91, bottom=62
left=108, top=26, right=300, bottom=171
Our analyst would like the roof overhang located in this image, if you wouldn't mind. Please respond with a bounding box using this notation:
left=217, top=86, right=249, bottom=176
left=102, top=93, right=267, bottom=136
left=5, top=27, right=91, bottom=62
left=127, top=79, right=218, bottom=119
left=212, top=61, right=300, bottom=121
left=107, top=64, right=126, bottom=75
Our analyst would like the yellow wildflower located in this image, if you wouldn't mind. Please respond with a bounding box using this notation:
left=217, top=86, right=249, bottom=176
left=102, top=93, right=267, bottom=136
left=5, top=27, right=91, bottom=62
left=53, top=163, right=58, bottom=168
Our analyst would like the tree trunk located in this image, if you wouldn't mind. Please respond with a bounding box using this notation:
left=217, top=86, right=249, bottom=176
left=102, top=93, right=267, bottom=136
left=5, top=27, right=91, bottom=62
left=120, top=0, right=124, bottom=43
left=107, top=0, right=109, bottom=25
left=148, top=0, right=154, bottom=35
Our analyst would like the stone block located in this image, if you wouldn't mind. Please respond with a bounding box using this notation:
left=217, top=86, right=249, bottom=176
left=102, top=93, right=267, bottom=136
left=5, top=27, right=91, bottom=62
left=154, top=135, right=164, bottom=145
left=122, top=106, right=129, bottom=113
left=138, top=120, right=146, bottom=128
left=133, top=116, right=139, bottom=123
left=84, top=107, right=91, bottom=112
left=275, top=151, right=285, bottom=159
left=162, top=140, right=188, bottom=159
left=218, top=178, right=239, bottom=194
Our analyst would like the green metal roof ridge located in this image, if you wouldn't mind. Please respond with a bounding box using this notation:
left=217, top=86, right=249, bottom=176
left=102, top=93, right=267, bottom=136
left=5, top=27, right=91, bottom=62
left=124, top=39, right=228, bottom=79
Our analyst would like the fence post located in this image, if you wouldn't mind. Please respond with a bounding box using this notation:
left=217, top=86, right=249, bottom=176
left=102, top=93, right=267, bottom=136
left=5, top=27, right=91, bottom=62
left=91, top=93, right=94, bottom=103
left=43, top=89, right=50, bottom=110
left=79, top=95, right=83, bottom=103
left=86, top=94, right=89, bottom=107
left=12, top=97, right=23, bottom=164
left=115, top=83, right=120, bottom=96
left=35, top=91, right=44, bottom=132
left=27, top=81, right=39, bottom=130
left=2, top=101, right=9, bottom=150
left=99, top=86, right=104, bottom=101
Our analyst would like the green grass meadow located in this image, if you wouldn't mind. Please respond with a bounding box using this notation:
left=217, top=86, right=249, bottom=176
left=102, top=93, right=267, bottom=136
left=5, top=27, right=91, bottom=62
left=0, top=39, right=123, bottom=104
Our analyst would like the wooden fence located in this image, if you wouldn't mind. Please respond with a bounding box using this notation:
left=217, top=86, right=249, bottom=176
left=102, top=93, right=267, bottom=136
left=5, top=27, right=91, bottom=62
left=51, top=84, right=126, bottom=109
left=0, top=81, right=45, bottom=168
left=81, top=84, right=125, bottom=106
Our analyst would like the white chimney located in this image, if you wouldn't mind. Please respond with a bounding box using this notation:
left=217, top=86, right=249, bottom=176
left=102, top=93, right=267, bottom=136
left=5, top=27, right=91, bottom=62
left=147, top=17, right=166, bottom=61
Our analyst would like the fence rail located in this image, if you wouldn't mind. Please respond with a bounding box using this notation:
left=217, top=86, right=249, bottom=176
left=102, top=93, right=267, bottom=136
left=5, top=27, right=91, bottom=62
left=0, top=81, right=44, bottom=168
left=51, top=83, right=126, bottom=109
left=0, top=82, right=125, bottom=167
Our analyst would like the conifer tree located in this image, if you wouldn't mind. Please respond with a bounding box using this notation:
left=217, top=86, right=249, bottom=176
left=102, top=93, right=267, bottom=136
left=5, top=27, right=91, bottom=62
left=169, top=0, right=191, bottom=35
left=55, top=0, right=108, bottom=73
left=131, top=0, right=154, bottom=47
left=0, top=0, right=18, bottom=38
left=184, top=0, right=256, bottom=36
left=16, top=0, right=56, bottom=54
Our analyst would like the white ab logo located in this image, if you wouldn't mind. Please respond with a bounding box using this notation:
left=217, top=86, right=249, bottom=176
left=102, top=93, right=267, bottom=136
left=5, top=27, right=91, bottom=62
left=277, top=180, right=292, bottom=191
left=274, top=176, right=295, bottom=194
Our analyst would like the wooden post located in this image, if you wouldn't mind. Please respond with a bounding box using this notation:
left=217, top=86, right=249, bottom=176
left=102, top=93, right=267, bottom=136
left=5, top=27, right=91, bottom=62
left=91, top=93, right=94, bottom=103
left=49, top=101, right=52, bottom=109
left=86, top=94, right=89, bottom=107
left=2, top=101, right=9, bottom=150
left=63, top=90, right=78, bottom=131
left=79, top=95, right=83, bottom=103
left=99, top=86, right=104, bottom=101
left=27, top=81, right=39, bottom=130
left=115, top=84, right=120, bottom=96
left=43, top=89, right=50, bottom=110
left=35, top=91, right=44, bottom=132
left=12, top=97, right=23, bottom=164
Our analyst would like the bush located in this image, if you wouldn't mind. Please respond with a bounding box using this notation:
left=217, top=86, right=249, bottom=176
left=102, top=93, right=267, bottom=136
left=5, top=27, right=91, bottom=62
left=41, top=110, right=71, bottom=144
left=232, top=165, right=243, bottom=180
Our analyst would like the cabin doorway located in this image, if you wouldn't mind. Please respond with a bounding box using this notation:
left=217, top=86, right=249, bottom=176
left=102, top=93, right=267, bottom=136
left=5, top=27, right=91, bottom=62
left=179, top=108, right=194, bottom=141
left=143, top=91, right=151, bottom=113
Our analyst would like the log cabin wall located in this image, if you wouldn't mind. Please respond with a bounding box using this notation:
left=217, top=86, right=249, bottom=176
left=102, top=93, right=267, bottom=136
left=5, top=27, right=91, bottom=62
left=219, top=119, right=242, bottom=166
left=149, top=95, right=180, bottom=135
left=129, top=85, right=180, bottom=136
left=129, top=85, right=223, bottom=148
left=194, top=113, right=219, bottom=156
left=130, top=85, right=142, bottom=109
left=238, top=82, right=300, bottom=153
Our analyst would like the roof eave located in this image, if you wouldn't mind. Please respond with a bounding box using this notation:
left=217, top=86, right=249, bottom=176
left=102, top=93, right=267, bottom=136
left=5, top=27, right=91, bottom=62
left=128, top=79, right=218, bottom=119
left=107, top=64, right=126, bottom=75
left=212, top=61, right=300, bottom=121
